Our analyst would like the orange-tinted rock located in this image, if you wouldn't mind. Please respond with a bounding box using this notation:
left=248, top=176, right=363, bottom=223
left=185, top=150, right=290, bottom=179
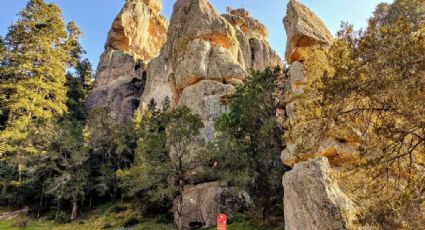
left=86, top=0, right=168, bottom=122
left=283, top=0, right=333, bottom=64
left=105, top=0, right=167, bottom=61
left=142, top=0, right=282, bottom=140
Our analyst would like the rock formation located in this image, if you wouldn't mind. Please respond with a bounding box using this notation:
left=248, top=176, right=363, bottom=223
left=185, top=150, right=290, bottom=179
left=86, top=0, right=167, bottom=122
left=173, top=182, right=251, bottom=229
left=281, top=1, right=359, bottom=229
left=86, top=0, right=285, bottom=227
left=141, top=0, right=283, bottom=140
left=124, top=1, right=282, bottom=228
left=283, top=0, right=333, bottom=64
left=283, top=157, right=358, bottom=230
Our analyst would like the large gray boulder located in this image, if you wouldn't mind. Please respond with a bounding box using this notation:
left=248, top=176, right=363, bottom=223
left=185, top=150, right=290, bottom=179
left=173, top=182, right=251, bottom=230
left=283, top=157, right=359, bottom=230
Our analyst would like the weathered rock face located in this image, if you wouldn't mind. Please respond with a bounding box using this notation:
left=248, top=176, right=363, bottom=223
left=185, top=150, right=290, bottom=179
left=86, top=0, right=167, bottom=122
left=283, top=0, right=333, bottom=64
left=142, top=0, right=282, bottom=139
left=281, top=1, right=360, bottom=229
left=173, top=182, right=251, bottom=229
left=178, top=80, right=235, bottom=140
left=223, top=8, right=283, bottom=70
left=283, top=157, right=358, bottom=230
left=282, top=137, right=361, bottom=168
left=105, top=0, right=167, bottom=61
left=85, top=50, right=146, bottom=122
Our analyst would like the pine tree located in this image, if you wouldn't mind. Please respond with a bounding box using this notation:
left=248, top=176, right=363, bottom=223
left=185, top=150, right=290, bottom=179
left=65, top=59, right=93, bottom=121
left=45, top=120, right=88, bottom=222
left=212, top=67, right=288, bottom=224
left=0, top=36, right=7, bottom=130
left=118, top=105, right=205, bottom=230
left=85, top=108, right=134, bottom=199
left=0, top=0, right=81, bottom=181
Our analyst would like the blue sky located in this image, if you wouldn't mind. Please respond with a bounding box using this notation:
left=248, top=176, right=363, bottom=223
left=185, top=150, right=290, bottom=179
left=0, top=0, right=392, bottom=68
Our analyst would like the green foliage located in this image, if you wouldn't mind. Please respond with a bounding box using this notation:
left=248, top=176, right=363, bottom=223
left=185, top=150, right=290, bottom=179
left=85, top=108, right=134, bottom=199
left=65, top=59, right=93, bottom=121
left=385, top=0, right=425, bottom=25
left=211, top=67, right=288, bottom=223
left=0, top=0, right=84, bottom=184
left=0, top=203, right=175, bottom=230
left=45, top=120, right=88, bottom=221
left=118, top=104, right=205, bottom=222
left=284, top=0, right=425, bottom=227
left=326, top=1, right=425, bottom=173
left=0, top=36, right=8, bottom=130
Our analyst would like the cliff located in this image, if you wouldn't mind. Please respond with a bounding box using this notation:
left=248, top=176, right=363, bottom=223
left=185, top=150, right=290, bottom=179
left=141, top=0, right=283, bottom=140
left=85, top=0, right=168, bottom=122
left=281, top=1, right=359, bottom=229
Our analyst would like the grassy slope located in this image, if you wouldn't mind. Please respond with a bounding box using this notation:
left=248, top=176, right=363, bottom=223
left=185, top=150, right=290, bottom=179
left=0, top=203, right=174, bottom=230
left=0, top=204, right=284, bottom=230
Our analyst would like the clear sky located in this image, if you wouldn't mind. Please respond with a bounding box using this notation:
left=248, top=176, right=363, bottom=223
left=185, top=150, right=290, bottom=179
left=0, top=0, right=392, bottom=68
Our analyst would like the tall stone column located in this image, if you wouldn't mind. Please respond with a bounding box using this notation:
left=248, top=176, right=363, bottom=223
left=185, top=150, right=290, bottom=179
left=85, top=0, right=168, bottom=123
left=281, top=1, right=359, bottom=229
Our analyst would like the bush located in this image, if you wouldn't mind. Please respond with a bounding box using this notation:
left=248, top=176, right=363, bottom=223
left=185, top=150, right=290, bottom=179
left=155, top=213, right=172, bottom=224
left=110, top=204, right=128, bottom=213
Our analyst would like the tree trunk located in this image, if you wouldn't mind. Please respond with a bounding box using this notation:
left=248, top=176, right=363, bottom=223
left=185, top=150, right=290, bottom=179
left=71, top=194, right=78, bottom=221
left=178, top=179, right=184, bottom=230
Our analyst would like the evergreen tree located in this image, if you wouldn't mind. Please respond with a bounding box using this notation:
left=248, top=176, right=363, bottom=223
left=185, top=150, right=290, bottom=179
left=118, top=105, right=205, bottom=230
left=65, top=59, right=93, bottom=121
left=45, top=120, right=88, bottom=222
left=212, top=67, right=288, bottom=224
left=0, top=36, right=7, bottom=130
left=0, top=0, right=82, bottom=182
left=85, top=108, right=134, bottom=200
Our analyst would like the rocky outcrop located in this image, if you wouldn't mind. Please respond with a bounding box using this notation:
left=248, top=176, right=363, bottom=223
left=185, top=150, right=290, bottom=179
left=142, top=0, right=282, bottom=139
left=86, top=0, right=167, bottom=122
left=283, top=157, right=358, bottom=230
left=105, top=0, right=167, bottom=61
left=85, top=50, right=146, bottom=122
left=283, top=0, right=333, bottom=64
left=173, top=182, right=251, bottom=229
left=223, top=8, right=283, bottom=70
left=282, top=137, right=361, bottom=168
left=281, top=1, right=360, bottom=229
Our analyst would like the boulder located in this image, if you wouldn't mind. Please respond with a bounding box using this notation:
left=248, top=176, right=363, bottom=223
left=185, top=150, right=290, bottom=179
left=86, top=0, right=167, bottom=122
left=173, top=182, right=251, bottom=229
left=283, top=157, right=358, bottom=230
left=283, top=0, right=333, bottom=64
